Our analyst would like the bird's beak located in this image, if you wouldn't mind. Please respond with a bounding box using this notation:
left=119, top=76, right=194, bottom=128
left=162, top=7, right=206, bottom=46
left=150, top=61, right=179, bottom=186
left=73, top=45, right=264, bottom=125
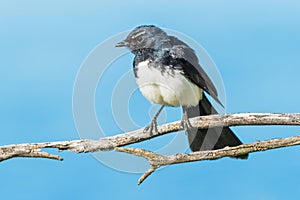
left=115, top=41, right=128, bottom=47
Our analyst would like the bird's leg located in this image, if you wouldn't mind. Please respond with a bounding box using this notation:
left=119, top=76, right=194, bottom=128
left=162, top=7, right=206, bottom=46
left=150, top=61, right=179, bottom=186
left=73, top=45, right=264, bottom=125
left=143, top=105, right=165, bottom=135
left=181, top=108, right=193, bottom=130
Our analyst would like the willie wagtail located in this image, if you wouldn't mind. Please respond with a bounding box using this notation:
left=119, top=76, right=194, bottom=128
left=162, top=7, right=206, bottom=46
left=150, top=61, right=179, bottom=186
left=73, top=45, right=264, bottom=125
left=116, top=25, right=248, bottom=159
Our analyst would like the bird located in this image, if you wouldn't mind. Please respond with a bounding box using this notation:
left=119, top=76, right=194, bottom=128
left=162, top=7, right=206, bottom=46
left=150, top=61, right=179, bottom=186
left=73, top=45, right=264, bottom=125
left=115, top=25, right=248, bottom=159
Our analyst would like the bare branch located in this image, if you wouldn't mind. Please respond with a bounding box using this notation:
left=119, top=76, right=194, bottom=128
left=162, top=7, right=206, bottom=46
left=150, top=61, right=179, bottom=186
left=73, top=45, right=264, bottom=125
left=116, top=135, right=300, bottom=184
left=1, top=113, right=300, bottom=184
left=1, top=113, right=300, bottom=162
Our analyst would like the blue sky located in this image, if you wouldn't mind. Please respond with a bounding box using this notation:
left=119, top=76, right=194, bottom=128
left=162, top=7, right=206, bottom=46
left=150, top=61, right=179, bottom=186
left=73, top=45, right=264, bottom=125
left=1, top=0, right=300, bottom=199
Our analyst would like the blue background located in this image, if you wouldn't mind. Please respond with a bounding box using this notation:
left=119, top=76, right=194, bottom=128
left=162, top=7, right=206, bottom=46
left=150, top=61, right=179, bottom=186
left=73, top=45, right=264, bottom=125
left=1, top=0, right=300, bottom=199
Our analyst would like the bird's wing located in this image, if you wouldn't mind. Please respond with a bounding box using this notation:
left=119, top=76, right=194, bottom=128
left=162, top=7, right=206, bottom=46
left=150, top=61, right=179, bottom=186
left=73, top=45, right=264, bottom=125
left=169, top=44, right=223, bottom=106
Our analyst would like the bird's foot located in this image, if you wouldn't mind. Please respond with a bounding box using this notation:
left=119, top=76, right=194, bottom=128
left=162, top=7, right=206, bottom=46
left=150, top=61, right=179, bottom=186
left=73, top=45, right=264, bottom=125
left=143, top=119, right=159, bottom=136
left=181, top=113, right=193, bottom=130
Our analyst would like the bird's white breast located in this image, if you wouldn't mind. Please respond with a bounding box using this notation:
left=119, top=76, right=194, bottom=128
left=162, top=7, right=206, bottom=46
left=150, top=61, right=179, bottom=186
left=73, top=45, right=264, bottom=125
left=135, top=60, right=202, bottom=107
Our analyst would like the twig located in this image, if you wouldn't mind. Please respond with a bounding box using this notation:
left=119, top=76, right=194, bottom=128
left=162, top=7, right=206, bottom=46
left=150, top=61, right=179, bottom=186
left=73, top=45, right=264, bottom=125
left=116, top=135, right=300, bottom=184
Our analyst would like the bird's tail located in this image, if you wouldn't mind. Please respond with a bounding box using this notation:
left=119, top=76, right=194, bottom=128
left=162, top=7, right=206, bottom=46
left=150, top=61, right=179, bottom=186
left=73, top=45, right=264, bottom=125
left=183, top=93, right=248, bottom=159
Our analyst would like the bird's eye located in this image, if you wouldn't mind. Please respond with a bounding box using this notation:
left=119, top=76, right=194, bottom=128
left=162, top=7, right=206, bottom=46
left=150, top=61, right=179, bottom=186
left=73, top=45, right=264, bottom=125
left=136, top=36, right=143, bottom=43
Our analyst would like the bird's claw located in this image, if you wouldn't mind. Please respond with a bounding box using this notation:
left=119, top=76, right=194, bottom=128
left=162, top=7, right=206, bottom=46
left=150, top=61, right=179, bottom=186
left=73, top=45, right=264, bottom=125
left=181, top=114, right=193, bottom=130
left=143, top=120, right=159, bottom=136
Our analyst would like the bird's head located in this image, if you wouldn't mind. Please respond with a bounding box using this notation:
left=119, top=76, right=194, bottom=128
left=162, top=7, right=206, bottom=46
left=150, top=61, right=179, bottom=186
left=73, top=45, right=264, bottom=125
left=115, top=25, right=167, bottom=52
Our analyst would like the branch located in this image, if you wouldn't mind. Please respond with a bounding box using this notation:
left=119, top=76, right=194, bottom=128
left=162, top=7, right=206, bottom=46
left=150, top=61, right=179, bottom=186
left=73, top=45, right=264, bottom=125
left=1, top=113, right=300, bottom=184
left=116, top=135, right=300, bottom=184
left=1, top=113, right=300, bottom=161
